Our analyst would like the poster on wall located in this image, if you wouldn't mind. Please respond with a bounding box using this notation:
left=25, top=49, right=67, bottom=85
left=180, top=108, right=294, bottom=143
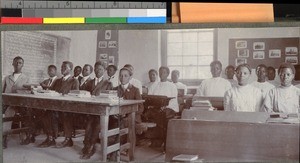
left=235, top=40, right=247, bottom=49
left=269, top=49, right=281, bottom=58
left=285, top=56, right=298, bottom=64
left=96, top=30, right=118, bottom=67
left=253, top=51, right=265, bottom=59
left=253, top=42, right=265, bottom=50
left=285, top=47, right=298, bottom=55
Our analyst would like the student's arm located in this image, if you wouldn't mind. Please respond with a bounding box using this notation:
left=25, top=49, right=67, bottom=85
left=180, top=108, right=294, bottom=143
left=261, top=89, right=275, bottom=113
left=223, top=90, right=232, bottom=111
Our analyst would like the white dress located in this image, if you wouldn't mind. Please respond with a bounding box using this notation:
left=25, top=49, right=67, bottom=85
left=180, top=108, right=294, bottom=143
left=262, top=85, right=300, bottom=113
left=224, top=84, right=263, bottom=112
left=148, top=81, right=179, bottom=112
left=196, top=77, right=232, bottom=97
left=174, top=82, right=188, bottom=95
left=251, top=81, right=275, bottom=99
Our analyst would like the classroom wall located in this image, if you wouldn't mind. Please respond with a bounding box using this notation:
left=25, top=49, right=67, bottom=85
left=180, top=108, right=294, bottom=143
left=118, top=30, right=161, bottom=85
left=217, top=27, right=300, bottom=83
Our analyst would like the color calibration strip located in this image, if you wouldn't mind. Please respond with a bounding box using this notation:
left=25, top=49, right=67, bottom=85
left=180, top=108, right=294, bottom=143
left=0, top=1, right=166, bottom=24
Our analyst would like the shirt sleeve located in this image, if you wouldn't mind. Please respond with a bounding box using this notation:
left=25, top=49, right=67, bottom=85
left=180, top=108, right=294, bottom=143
left=223, top=89, right=231, bottom=111
left=261, top=88, right=274, bottom=113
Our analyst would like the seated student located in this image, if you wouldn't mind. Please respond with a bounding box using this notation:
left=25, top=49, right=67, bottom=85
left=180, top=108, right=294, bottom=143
left=79, top=64, right=93, bottom=90
left=144, top=69, right=159, bottom=91
left=251, top=64, right=275, bottom=99
left=123, top=64, right=143, bottom=94
left=2, top=56, right=30, bottom=149
left=41, top=61, right=79, bottom=148
left=105, top=64, right=119, bottom=88
left=224, top=64, right=263, bottom=112
left=267, top=66, right=279, bottom=86
left=225, top=65, right=238, bottom=87
left=36, top=65, right=59, bottom=147
left=147, top=66, right=178, bottom=148
left=262, top=63, right=300, bottom=113
left=80, top=61, right=113, bottom=159
left=73, top=65, right=82, bottom=81
left=196, top=60, right=232, bottom=97
left=171, top=70, right=187, bottom=95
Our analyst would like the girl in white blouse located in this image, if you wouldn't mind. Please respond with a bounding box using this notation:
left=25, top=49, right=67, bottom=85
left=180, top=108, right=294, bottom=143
left=262, top=63, right=300, bottom=113
left=224, top=64, right=263, bottom=112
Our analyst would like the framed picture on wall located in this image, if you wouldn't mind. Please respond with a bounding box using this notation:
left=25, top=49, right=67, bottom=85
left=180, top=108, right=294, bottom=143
left=237, top=49, right=249, bottom=57
left=253, top=42, right=265, bottom=50
left=235, top=58, right=247, bottom=66
left=253, top=51, right=265, bottom=59
left=285, top=47, right=298, bottom=55
left=269, top=49, right=281, bottom=58
left=109, top=56, right=115, bottom=65
left=99, top=41, right=107, bottom=48
left=285, top=56, right=298, bottom=65
left=99, top=53, right=108, bottom=60
left=235, top=40, right=247, bottom=49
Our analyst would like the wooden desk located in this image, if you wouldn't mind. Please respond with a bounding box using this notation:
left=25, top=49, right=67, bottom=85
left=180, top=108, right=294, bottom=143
left=166, top=112, right=299, bottom=162
left=2, top=93, right=144, bottom=162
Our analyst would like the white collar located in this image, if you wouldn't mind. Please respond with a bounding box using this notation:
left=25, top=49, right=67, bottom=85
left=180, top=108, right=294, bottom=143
left=50, top=76, right=57, bottom=80
left=122, top=83, right=130, bottom=90
left=82, top=76, right=90, bottom=81
left=63, top=74, right=71, bottom=81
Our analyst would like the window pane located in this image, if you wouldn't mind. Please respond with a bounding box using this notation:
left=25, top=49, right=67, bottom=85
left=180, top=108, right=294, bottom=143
left=182, top=56, right=198, bottom=66
left=198, top=31, right=214, bottom=42
left=183, top=43, right=197, bottom=56
left=167, top=56, right=182, bottom=66
left=198, top=56, right=213, bottom=65
left=182, top=66, right=198, bottom=79
left=167, top=43, right=182, bottom=56
left=198, top=42, right=213, bottom=55
left=168, top=32, right=182, bottom=43
left=198, top=67, right=212, bottom=79
left=183, top=32, right=197, bottom=42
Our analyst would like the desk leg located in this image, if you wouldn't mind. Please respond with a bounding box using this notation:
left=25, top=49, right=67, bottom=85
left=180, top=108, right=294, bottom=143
left=100, top=115, right=109, bottom=162
left=127, top=107, right=136, bottom=161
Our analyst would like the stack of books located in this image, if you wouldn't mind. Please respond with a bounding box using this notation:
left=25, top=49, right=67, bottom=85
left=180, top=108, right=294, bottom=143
left=191, top=100, right=212, bottom=110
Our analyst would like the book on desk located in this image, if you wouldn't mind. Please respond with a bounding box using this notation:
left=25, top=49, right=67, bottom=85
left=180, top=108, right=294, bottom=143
left=172, top=154, right=202, bottom=162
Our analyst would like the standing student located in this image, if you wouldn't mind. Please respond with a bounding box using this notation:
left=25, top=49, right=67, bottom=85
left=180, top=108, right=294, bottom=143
left=106, top=64, right=119, bottom=88
left=262, top=63, right=300, bottom=113
left=196, top=60, right=232, bottom=97
left=251, top=64, right=275, bottom=99
left=2, top=56, right=30, bottom=149
left=80, top=61, right=113, bottom=159
left=123, top=64, right=143, bottom=94
left=224, top=64, right=263, bottom=112
left=48, top=61, right=79, bottom=148
left=225, top=65, right=238, bottom=87
left=147, top=66, right=178, bottom=148
left=267, top=66, right=279, bottom=86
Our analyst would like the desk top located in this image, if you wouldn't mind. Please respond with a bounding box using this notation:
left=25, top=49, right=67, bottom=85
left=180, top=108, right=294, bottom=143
left=2, top=93, right=144, bottom=107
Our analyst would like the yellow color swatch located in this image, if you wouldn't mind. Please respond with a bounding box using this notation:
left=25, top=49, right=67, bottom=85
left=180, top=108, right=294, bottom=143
left=43, top=17, right=85, bottom=24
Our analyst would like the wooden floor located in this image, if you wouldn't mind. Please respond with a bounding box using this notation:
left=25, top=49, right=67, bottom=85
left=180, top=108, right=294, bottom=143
left=3, top=134, right=165, bottom=163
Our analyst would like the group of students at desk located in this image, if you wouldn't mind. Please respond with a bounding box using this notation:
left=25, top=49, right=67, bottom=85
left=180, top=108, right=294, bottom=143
left=2, top=56, right=300, bottom=160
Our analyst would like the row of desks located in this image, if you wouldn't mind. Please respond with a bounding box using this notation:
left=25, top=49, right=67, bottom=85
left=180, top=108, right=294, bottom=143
left=2, top=93, right=144, bottom=162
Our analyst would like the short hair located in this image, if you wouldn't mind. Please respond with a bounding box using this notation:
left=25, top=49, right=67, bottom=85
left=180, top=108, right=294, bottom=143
left=171, top=70, right=180, bottom=75
left=62, top=61, right=73, bottom=70
left=278, top=62, right=295, bottom=75
left=159, top=66, right=170, bottom=75
left=107, top=64, right=117, bottom=71
left=256, top=64, right=267, bottom=72
left=210, top=60, right=222, bottom=69
left=48, top=65, right=57, bottom=70
left=225, top=65, right=235, bottom=71
left=120, top=67, right=133, bottom=76
left=74, top=65, right=82, bottom=70
left=236, top=64, right=252, bottom=74
left=124, top=64, right=134, bottom=72
left=13, top=56, right=24, bottom=63
left=94, top=61, right=107, bottom=69
left=148, top=69, right=158, bottom=75
left=83, top=64, right=93, bottom=72
left=267, top=66, right=275, bottom=72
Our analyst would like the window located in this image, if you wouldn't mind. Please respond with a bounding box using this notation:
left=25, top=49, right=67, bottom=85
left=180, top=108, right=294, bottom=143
left=164, top=29, right=215, bottom=81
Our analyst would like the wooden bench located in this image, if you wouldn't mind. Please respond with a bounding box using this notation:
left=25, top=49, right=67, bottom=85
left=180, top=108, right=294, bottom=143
left=166, top=118, right=299, bottom=162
